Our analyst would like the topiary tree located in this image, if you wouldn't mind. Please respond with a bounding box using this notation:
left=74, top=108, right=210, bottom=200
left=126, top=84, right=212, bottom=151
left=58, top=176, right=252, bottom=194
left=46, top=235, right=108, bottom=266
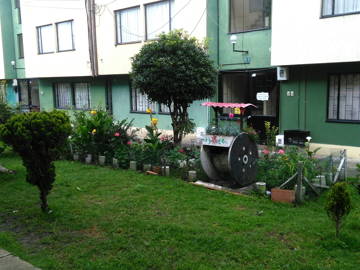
left=325, top=182, right=352, bottom=237
left=0, top=111, right=71, bottom=212
left=131, top=30, right=217, bottom=144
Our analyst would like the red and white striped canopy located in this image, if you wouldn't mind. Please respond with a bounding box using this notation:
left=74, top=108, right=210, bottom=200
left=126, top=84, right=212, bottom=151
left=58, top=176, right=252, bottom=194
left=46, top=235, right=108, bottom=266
left=201, top=102, right=257, bottom=109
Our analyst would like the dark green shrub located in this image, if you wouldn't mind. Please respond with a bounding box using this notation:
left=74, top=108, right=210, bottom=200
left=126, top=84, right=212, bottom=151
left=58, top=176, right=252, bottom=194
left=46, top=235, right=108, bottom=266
left=0, top=111, right=71, bottom=212
left=325, top=182, right=352, bottom=237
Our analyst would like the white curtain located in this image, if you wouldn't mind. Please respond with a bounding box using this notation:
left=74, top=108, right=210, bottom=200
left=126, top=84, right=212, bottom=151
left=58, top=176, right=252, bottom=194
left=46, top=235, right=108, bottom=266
left=335, top=0, right=360, bottom=13
left=338, top=74, right=360, bottom=121
left=146, top=1, right=170, bottom=40
left=117, top=7, right=140, bottom=43
left=38, top=24, right=54, bottom=53
left=328, top=75, right=339, bottom=119
left=57, top=21, right=74, bottom=51
left=132, top=88, right=156, bottom=112
left=322, top=0, right=333, bottom=15
left=75, top=83, right=90, bottom=109
left=56, top=83, right=72, bottom=108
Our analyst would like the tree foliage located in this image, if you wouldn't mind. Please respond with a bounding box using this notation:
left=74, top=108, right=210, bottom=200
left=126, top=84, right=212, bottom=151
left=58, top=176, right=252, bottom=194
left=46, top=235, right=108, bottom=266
left=325, top=182, right=352, bottom=237
left=0, top=111, right=71, bottom=212
left=131, top=30, right=217, bottom=144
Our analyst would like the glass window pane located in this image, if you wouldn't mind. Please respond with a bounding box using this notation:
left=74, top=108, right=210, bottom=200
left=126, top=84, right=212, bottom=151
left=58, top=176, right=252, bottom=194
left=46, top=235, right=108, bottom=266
left=117, top=7, right=140, bottom=43
left=57, top=21, right=74, bottom=51
left=230, top=0, right=271, bottom=32
left=55, top=83, right=72, bottom=109
left=131, top=88, right=156, bottom=112
left=146, top=1, right=170, bottom=40
left=38, top=25, right=54, bottom=54
left=74, top=83, right=90, bottom=109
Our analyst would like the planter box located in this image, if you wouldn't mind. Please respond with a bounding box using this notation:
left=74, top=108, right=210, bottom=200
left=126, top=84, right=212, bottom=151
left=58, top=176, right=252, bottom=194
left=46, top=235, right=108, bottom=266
left=201, top=135, right=234, bottom=147
left=271, top=188, right=295, bottom=204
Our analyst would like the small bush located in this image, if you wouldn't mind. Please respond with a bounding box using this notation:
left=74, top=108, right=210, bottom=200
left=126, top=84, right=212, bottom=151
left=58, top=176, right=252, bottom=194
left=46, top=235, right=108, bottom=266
left=71, top=109, right=134, bottom=161
left=257, top=146, right=321, bottom=189
left=0, top=111, right=71, bottom=212
left=325, top=182, right=352, bottom=237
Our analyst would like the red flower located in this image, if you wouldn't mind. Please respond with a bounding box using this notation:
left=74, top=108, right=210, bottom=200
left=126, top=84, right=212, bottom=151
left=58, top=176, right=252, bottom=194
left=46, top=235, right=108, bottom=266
left=114, top=132, right=120, bottom=137
left=278, top=149, right=285, bottom=155
left=178, top=148, right=185, bottom=153
left=127, top=141, right=132, bottom=145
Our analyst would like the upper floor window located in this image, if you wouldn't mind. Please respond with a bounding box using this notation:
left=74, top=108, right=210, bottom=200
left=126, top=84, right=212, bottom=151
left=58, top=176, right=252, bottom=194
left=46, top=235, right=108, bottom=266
left=115, top=6, right=141, bottom=44
left=230, top=0, right=271, bottom=33
left=37, top=24, right=55, bottom=54
left=322, top=0, right=360, bottom=16
left=54, top=83, right=90, bottom=110
left=56, top=20, right=75, bottom=52
left=15, top=0, right=21, bottom=24
left=145, top=0, right=174, bottom=40
left=17, top=34, right=24, bottom=59
left=328, top=73, right=360, bottom=122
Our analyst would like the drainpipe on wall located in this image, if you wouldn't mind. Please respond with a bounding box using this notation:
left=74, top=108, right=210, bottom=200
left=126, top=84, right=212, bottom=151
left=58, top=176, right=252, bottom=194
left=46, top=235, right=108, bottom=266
left=85, top=0, right=98, bottom=77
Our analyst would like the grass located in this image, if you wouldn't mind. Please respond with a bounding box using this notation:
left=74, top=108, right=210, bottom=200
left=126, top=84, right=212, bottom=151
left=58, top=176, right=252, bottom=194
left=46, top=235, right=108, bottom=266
left=0, top=151, right=359, bottom=270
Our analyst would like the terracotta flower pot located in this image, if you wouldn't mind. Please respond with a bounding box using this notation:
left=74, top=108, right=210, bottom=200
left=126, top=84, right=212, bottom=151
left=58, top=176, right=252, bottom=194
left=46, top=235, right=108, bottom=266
left=271, top=188, right=295, bottom=204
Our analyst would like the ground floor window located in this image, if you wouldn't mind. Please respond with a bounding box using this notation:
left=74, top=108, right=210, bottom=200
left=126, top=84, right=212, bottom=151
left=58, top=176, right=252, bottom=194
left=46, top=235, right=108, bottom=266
left=131, top=88, right=170, bottom=114
left=328, top=73, right=360, bottom=121
left=18, top=80, right=40, bottom=112
left=54, top=82, right=90, bottom=110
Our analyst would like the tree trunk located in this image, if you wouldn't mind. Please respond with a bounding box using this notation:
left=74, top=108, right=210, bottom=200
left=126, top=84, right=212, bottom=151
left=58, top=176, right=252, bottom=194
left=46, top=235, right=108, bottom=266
left=336, top=219, right=340, bottom=238
left=40, top=189, right=49, bottom=213
left=0, top=164, right=14, bottom=174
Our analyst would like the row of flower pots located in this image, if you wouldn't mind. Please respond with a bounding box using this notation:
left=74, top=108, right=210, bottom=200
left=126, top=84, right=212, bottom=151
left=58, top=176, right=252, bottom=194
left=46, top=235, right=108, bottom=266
left=72, top=153, right=198, bottom=181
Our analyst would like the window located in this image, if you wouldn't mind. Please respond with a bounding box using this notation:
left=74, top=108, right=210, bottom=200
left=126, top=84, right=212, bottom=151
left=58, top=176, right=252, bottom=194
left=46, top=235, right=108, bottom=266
left=56, top=20, right=75, bottom=52
left=131, top=88, right=157, bottom=112
left=130, top=88, right=171, bottom=113
left=15, top=0, right=21, bottom=24
left=230, top=0, right=271, bottom=33
left=54, top=83, right=90, bottom=109
left=115, top=6, right=141, bottom=44
left=145, top=0, right=174, bottom=40
left=328, top=74, right=360, bottom=121
left=37, top=24, right=54, bottom=54
left=17, top=34, right=24, bottom=59
left=322, top=0, right=360, bottom=16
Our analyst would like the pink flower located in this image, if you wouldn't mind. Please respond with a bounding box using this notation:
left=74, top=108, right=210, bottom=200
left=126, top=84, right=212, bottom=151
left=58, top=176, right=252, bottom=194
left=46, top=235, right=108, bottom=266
left=262, top=149, right=270, bottom=155
left=229, top=113, right=234, bottom=119
left=278, top=149, right=285, bottom=155
left=114, top=132, right=120, bottom=137
left=127, top=141, right=132, bottom=145
left=178, top=148, right=185, bottom=153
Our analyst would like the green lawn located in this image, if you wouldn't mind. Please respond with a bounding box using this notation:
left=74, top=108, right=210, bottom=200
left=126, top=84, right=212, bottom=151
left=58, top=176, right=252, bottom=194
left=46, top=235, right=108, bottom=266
left=0, top=151, right=359, bottom=270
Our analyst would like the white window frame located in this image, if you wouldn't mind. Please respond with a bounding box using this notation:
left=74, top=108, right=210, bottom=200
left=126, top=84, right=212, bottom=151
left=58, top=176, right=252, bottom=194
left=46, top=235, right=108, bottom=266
left=115, top=6, right=141, bottom=44
left=56, top=20, right=75, bottom=52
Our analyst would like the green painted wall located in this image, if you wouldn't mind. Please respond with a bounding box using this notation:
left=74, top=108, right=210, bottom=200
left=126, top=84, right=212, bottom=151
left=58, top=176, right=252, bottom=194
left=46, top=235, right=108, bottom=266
left=39, top=77, right=107, bottom=112
left=0, top=0, right=16, bottom=79
left=11, top=0, right=25, bottom=78
left=112, top=76, right=209, bottom=130
left=207, top=0, right=272, bottom=72
left=280, top=63, right=360, bottom=147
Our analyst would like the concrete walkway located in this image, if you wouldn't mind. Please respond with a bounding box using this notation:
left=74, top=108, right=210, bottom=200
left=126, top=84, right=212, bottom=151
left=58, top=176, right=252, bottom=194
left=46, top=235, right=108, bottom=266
left=0, top=249, right=40, bottom=270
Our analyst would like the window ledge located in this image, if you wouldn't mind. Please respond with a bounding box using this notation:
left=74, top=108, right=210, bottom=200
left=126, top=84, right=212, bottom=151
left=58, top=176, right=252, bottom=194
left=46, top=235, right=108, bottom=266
left=116, top=41, right=142, bottom=46
left=228, top=27, right=271, bottom=35
left=321, top=11, right=360, bottom=19
left=326, top=119, right=360, bottom=124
